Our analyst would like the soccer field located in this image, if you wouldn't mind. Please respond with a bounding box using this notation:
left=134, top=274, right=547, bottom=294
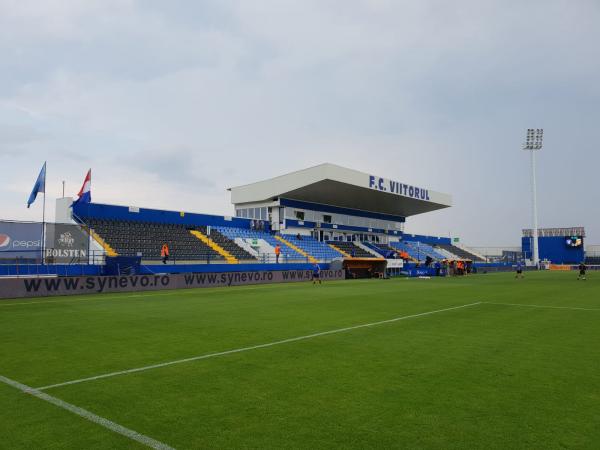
left=1, top=272, right=599, bottom=449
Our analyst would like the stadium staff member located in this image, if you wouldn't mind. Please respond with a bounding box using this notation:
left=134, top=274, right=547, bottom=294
left=274, top=244, right=281, bottom=263
left=161, top=243, right=170, bottom=264
left=578, top=262, right=587, bottom=280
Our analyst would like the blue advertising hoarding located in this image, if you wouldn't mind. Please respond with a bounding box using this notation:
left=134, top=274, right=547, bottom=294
left=0, top=221, right=43, bottom=260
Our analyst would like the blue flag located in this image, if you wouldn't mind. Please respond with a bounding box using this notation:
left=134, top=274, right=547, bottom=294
left=27, top=162, right=46, bottom=208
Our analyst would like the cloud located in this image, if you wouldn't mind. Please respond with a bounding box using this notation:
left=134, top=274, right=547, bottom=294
left=0, top=0, right=599, bottom=245
left=130, top=146, right=216, bottom=189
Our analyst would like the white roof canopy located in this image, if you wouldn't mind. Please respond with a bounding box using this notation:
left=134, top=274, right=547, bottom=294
left=229, top=163, right=452, bottom=218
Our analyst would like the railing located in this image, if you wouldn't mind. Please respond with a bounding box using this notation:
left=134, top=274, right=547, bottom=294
left=0, top=249, right=106, bottom=277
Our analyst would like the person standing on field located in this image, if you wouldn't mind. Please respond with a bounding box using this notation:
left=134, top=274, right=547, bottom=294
left=578, top=262, right=587, bottom=280
left=312, top=263, right=322, bottom=284
left=161, top=243, right=170, bottom=264
left=515, top=260, right=524, bottom=279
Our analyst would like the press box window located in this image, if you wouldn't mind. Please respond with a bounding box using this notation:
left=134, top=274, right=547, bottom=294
left=323, top=214, right=332, bottom=224
left=295, top=211, right=305, bottom=221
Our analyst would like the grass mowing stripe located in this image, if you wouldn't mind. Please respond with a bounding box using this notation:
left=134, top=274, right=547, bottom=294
left=37, top=301, right=481, bottom=391
left=0, top=374, right=175, bottom=450
left=485, top=302, right=600, bottom=311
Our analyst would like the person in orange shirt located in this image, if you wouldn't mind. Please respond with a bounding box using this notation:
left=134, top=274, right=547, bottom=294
left=274, top=244, right=281, bottom=263
left=161, top=243, right=170, bottom=264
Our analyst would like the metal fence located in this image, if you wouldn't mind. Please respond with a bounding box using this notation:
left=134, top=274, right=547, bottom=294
left=469, top=247, right=524, bottom=263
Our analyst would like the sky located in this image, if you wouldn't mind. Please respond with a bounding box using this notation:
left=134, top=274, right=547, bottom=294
left=1, top=0, right=599, bottom=247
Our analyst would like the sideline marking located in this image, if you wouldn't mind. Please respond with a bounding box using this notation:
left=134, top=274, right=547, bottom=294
left=484, top=302, right=600, bottom=312
left=37, top=302, right=481, bottom=391
left=0, top=374, right=175, bottom=450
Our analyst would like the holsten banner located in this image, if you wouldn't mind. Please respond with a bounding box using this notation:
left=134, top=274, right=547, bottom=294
left=0, top=269, right=345, bottom=300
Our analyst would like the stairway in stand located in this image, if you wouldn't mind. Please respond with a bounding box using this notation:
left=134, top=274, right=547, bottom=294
left=190, top=230, right=238, bottom=264
left=274, top=235, right=317, bottom=263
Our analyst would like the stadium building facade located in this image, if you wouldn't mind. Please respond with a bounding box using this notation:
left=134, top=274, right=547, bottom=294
left=229, top=163, right=452, bottom=244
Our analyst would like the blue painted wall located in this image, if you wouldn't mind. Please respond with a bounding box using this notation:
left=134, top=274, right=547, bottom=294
left=402, top=234, right=452, bottom=246
left=280, top=198, right=406, bottom=223
left=139, top=263, right=325, bottom=274
left=0, top=263, right=325, bottom=277
left=74, top=202, right=252, bottom=228
left=0, top=265, right=103, bottom=277
left=522, top=236, right=584, bottom=264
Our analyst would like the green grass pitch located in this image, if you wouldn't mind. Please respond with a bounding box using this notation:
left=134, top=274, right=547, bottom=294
left=1, top=271, right=599, bottom=449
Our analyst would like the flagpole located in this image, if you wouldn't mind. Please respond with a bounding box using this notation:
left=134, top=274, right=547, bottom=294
left=87, top=168, right=91, bottom=265
left=41, top=163, right=47, bottom=265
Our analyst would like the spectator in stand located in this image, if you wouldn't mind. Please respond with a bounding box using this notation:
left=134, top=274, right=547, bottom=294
left=274, top=244, right=281, bottom=263
left=296, top=233, right=302, bottom=240
left=161, top=243, right=170, bottom=264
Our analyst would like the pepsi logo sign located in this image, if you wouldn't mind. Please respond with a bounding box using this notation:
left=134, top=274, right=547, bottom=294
left=0, top=234, right=10, bottom=248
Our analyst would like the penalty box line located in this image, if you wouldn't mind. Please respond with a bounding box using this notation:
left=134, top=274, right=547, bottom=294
left=37, top=301, right=482, bottom=391
left=0, top=374, right=175, bottom=450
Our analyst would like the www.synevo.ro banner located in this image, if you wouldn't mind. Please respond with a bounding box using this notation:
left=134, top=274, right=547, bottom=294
left=0, top=269, right=345, bottom=299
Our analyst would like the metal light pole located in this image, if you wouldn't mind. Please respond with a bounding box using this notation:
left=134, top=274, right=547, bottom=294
left=523, top=129, right=543, bottom=266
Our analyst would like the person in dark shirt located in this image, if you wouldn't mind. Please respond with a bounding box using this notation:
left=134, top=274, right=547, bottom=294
left=312, top=263, right=322, bottom=284
left=515, top=261, right=524, bottom=279
left=578, top=262, right=587, bottom=280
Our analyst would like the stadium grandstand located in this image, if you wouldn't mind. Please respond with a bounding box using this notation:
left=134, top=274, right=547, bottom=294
left=72, top=163, right=462, bottom=272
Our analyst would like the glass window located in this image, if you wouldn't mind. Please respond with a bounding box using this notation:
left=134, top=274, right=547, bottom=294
left=323, top=214, right=332, bottom=224
left=295, top=211, right=305, bottom=221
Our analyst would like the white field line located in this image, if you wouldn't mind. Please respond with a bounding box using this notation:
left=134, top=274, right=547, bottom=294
left=0, top=374, right=175, bottom=450
left=37, top=302, right=482, bottom=391
left=484, top=302, right=600, bottom=312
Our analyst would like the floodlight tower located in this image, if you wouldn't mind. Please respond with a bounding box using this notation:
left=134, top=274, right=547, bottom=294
left=523, top=128, right=544, bottom=266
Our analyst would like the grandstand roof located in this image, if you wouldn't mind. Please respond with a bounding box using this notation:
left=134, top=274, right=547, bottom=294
left=229, top=163, right=452, bottom=218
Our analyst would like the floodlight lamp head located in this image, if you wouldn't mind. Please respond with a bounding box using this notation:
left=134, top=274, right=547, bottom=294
left=523, top=128, right=544, bottom=150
